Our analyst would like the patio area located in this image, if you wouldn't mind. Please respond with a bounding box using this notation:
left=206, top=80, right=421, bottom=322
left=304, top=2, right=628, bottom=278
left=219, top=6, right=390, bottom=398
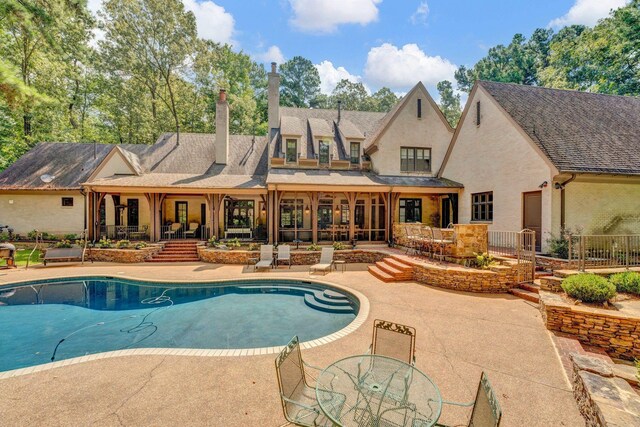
left=0, top=262, right=583, bottom=426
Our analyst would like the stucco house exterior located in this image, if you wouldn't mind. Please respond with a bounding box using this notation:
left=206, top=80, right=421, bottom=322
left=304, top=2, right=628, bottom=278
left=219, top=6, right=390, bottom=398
left=0, top=66, right=638, bottom=252
left=440, top=81, right=640, bottom=251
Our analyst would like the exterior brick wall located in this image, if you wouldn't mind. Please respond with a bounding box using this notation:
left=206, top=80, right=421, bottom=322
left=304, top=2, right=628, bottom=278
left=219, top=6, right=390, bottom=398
left=88, top=246, right=162, bottom=263
left=540, top=291, right=640, bottom=360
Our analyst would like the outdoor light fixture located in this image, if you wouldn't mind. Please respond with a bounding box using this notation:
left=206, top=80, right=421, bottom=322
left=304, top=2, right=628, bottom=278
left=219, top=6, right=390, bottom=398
left=304, top=205, right=310, bottom=214
left=261, top=204, right=266, bottom=213
left=538, top=181, right=548, bottom=188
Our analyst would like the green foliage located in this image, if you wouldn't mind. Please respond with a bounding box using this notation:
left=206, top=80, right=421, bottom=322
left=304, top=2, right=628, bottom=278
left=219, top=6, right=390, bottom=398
left=307, top=243, right=321, bottom=251
left=279, top=56, right=321, bottom=108
left=115, top=239, right=131, bottom=249
left=562, top=274, right=616, bottom=303
left=14, top=249, right=42, bottom=266
left=436, top=80, right=461, bottom=127
left=64, top=233, right=78, bottom=241
left=609, top=272, right=640, bottom=295
left=55, top=239, right=72, bottom=248
left=473, top=252, right=496, bottom=269
left=207, top=236, right=217, bottom=248
left=332, top=241, right=345, bottom=250
left=227, top=237, right=241, bottom=249
left=546, top=233, right=569, bottom=259
left=27, top=229, right=54, bottom=240
left=248, top=242, right=260, bottom=251
left=134, top=242, right=147, bottom=249
left=98, top=238, right=113, bottom=248
left=0, top=233, right=10, bottom=242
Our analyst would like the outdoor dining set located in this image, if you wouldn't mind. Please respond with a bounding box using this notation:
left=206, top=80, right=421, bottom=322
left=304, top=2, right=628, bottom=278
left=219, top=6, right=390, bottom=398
left=275, top=319, right=502, bottom=427
left=399, top=224, right=456, bottom=262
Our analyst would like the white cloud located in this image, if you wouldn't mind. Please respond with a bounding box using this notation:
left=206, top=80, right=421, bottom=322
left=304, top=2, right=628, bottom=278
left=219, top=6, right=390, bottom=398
left=182, top=0, right=235, bottom=44
left=288, top=0, right=381, bottom=33
left=255, top=46, right=286, bottom=64
left=549, top=0, right=628, bottom=28
left=410, top=1, right=429, bottom=25
left=315, top=61, right=363, bottom=94
left=364, top=43, right=457, bottom=91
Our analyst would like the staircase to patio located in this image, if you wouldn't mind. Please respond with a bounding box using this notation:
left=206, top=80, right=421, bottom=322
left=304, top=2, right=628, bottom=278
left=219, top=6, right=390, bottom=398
left=147, top=241, right=200, bottom=263
left=367, top=255, right=414, bottom=282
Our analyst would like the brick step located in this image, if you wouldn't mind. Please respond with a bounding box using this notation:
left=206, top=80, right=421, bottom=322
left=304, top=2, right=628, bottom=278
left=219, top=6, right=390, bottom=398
left=519, top=282, right=540, bottom=294
left=382, top=257, right=413, bottom=272
left=375, top=261, right=412, bottom=279
left=146, top=258, right=200, bottom=263
left=509, top=288, right=540, bottom=304
left=160, top=249, right=198, bottom=254
left=152, top=254, right=199, bottom=259
left=368, top=265, right=395, bottom=283
left=389, top=254, right=418, bottom=268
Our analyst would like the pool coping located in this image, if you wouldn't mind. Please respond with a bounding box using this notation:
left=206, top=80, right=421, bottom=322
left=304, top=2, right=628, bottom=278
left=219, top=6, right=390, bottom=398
left=0, top=273, right=370, bottom=379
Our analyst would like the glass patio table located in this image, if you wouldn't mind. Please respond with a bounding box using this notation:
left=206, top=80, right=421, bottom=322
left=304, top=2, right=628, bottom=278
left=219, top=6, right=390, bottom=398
left=315, top=355, right=442, bottom=427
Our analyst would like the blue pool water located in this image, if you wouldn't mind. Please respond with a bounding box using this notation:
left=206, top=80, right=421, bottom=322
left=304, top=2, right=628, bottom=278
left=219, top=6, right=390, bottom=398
left=0, top=277, right=358, bottom=372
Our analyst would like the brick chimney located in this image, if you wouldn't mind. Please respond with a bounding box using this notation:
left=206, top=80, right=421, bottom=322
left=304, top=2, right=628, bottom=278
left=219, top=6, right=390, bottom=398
left=216, top=89, right=229, bottom=165
left=267, top=62, right=280, bottom=136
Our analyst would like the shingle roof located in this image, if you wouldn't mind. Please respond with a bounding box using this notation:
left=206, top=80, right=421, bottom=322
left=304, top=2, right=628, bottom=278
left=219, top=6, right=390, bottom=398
left=0, top=142, right=113, bottom=190
left=479, top=81, right=640, bottom=175
left=280, top=116, right=304, bottom=136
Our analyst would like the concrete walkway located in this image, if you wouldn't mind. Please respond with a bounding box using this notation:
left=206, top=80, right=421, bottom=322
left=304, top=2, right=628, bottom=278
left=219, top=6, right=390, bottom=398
left=0, top=262, right=584, bottom=426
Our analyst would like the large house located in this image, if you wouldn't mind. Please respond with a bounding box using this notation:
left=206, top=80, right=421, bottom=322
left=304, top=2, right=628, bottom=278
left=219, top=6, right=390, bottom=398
left=0, top=63, right=638, bottom=251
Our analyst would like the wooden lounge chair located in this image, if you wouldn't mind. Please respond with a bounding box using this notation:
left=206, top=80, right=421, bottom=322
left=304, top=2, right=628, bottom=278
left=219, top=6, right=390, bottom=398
left=437, top=372, right=502, bottom=427
left=43, top=247, right=87, bottom=266
left=184, top=222, right=199, bottom=238
left=309, top=247, right=334, bottom=275
left=164, top=222, right=182, bottom=238
left=275, top=336, right=345, bottom=427
left=277, top=245, right=291, bottom=268
left=255, top=245, right=274, bottom=270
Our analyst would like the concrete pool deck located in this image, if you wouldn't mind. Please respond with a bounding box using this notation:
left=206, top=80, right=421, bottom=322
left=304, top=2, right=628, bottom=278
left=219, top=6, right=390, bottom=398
left=0, top=262, right=584, bottom=426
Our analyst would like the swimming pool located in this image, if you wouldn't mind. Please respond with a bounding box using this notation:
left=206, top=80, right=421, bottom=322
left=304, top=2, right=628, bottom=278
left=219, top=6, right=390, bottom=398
left=0, top=277, right=360, bottom=372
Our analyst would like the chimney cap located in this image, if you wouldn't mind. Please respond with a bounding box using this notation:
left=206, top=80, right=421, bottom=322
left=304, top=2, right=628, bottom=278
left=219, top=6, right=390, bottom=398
left=218, top=89, right=227, bottom=102
left=271, top=62, right=277, bottom=73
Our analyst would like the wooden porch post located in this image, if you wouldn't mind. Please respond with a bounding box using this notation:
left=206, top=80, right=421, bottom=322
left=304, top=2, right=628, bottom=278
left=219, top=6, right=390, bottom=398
left=267, top=190, right=274, bottom=243
left=204, top=194, right=214, bottom=239
left=346, top=192, right=359, bottom=241
left=143, top=193, right=153, bottom=241
left=95, top=192, right=107, bottom=239
left=309, top=192, right=319, bottom=244
left=380, top=192, right=388, bottom=242
left=87, top=191, right=95, bottom=241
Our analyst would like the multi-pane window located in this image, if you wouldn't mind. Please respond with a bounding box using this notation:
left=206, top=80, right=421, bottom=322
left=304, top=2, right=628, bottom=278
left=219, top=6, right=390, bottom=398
left=319, top=140, right=330, bottom=164
left=471, top=192, right=493, bottom=221
left=127, top=199, right=139, bottom=226
left=175, top=201, right=187, bottom=224
left=61, top=197, right=74, bottom=207
left=350, top=142, right=360, bottom=164
left=225, top=200, right=254, bottom=228
left=280, top=199, right=303, bottom=228
left=400, top=147, right=431, bottom=172
left=399, top=198, right=422, bottom=223
left=285, top=139, right=297, bottom=163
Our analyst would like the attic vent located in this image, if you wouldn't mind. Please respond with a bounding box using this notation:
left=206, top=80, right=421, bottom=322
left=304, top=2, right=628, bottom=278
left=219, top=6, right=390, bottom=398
left=417, top=98, right=422, bottom=118
left=476, top=101, right=481, bottom=126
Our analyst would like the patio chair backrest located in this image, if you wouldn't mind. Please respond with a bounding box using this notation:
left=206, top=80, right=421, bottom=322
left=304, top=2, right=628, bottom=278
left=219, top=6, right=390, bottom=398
left=420, top=226, right=433, bottom=240
left=275, top=336, right=307, bottom=420
left=432, top=227, right=443, bottom=240
left=260, top=244, right=274, bottom=261
left=319, top=247, right=334, bottom=264
left=468, top=372, right=502, bottom=427
left=278, top=245, right=290, bottom=259
left=188, top=222, right=198, bottom=231
left=171, top=223, right=182, bottom=231
left=371, top=319, right=416, bottom=365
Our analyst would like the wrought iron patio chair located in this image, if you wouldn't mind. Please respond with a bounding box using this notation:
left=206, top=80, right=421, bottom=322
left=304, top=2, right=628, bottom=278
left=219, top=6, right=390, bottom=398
left=404, top=225, right=420, bottom=255
left=277, top=244, right=291, bottom=268
left=431, top=227, right=454, bottom=263
left=369, top=319, right=416, bottom=365
left=275, top=336, right=345, bottom=426
left=436, top=372, right=502, bottom=427
left=418, top=226, right=434, bottom=257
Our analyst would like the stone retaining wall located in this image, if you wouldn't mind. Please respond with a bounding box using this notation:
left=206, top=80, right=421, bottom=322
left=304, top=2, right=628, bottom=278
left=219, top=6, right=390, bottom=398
left=197, top=247, right=387, bottom=265
left=540, top=291, right=640, bottom=360
left=88, top=246, right=162, bottom=263
left=411, top=260, right=522, bottom=293
left=536, top=255, right=574, bottom=271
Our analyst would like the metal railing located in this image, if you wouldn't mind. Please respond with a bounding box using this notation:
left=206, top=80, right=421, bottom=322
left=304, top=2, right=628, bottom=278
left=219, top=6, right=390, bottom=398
left=100, top=225, right=150, bottom=241
left=488, top=230, right=520, bottom=257
left=160, top=224, right=209, bottom=240
left=573, top=234, right=640, bottom=271
left=488, top=229, right=536, bottom=283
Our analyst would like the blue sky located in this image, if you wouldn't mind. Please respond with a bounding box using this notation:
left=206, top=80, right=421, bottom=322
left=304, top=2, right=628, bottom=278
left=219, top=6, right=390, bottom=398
left=90, top=0, right=628, bottom=95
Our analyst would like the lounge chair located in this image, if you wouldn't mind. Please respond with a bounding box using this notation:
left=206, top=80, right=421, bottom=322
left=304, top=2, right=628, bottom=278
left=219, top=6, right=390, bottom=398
left=309, top=247, right=334, bottom=275
left=275, top=336, right=345, bottom=427
left=277, top=245, right=291, bottom=268
left=437, top=372, right=502, bottom=427
left=255, top=245, right=274, bottom=270
left=164, top=223, right=182, bottom=238
left=184, top=222, right=199, bottom=238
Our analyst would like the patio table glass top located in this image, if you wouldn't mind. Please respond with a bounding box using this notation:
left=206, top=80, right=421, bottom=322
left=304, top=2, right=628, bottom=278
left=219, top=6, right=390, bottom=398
left=315, top=354, right=442, bottom=427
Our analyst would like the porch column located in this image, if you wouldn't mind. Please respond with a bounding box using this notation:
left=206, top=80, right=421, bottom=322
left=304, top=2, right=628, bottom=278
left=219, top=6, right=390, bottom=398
left=95, top=192, right=107, bottom=239
left=153, top=193, right=166, bottom=241
left=144, top=193, right=154, bottom=241
left=346, top=192, right=359, bottom=241
left=267, top=190, right=275, bottom=243
left=388, top=192, right=401, bottom=244
left=204, top=194, right=214, bottom=239
left=309, top=192, right=319, bottom=244
left=87, top=191, right=95, bottom=241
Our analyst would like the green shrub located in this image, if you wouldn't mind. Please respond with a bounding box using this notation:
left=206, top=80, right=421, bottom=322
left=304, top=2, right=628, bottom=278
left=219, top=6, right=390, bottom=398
left=207, top=237, right=217, bottom=247
left=609, top=272, right=640, bottom=295
left=561, top=274, right=616, bottom=303
left=307, top=243, right=321, bottom=251
left=0, top=233, right=9, bottom=243
left=115, top=239, right=131, bottom=249
left=228, top=238, right=241, bottom=249
left=332, top=241, right=345, bottom=250
left=134, top=242, right=147, bottom=250
left=248, top=242, right=260, bottom=251
left=473, top=252, right=496, bottom=269
left=64, top=233, right=78, bottom=241
left=55, top=239, right=72, bottom=248
left=546, top=227, right=580, bottom=259
left=98, top=238, right=113, bottom=249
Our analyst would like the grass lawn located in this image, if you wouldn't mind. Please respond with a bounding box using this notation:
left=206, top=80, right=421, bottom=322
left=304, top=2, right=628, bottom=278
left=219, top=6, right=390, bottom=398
left=13, top=248, right=42, bottom=266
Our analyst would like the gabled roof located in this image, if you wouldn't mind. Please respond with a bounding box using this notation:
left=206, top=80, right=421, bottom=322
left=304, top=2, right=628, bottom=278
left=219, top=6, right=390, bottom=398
left=280, top=116, right=304, bottom=136
left=478, top=81, right=640, bottom=175
left=0, top=142, right=113, bottom=190
left=364, top=82, right=453, bottom=155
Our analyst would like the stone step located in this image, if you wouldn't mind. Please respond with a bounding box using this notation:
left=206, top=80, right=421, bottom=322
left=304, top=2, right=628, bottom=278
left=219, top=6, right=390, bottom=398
left=509, top=288, right=540, bottom=304
left=519, top=282, right=540, bottom=294
left=389, top=255, right=417, bottom=268
left=383, top=257, right=413, bottom=272
left=303, top=294, right=355, bottom=314
left=375, top=261, right=403, bottom=276
left=368, top=265, right=395, bottom=283
left=310, top=290, right=351, bottom=307
left=322, top=289, right=349, bottom=300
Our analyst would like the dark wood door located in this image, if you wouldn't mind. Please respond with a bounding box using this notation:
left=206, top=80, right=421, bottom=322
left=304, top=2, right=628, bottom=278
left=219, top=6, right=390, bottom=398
left=523, top=191, right=542, bottom=251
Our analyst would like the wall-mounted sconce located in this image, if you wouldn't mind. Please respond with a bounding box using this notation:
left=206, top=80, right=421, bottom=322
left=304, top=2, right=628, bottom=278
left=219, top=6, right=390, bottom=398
left=554, top=182, right=563, bottom=190
left=304, top=205, right=310, bottom=214
left=538, top=181, right=548, bottom=189
left=8, top=200, right=13, bottom=204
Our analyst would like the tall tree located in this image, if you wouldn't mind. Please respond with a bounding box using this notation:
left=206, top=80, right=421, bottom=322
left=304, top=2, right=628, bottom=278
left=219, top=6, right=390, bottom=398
left=100, top=0, right=197, bottom=144
left=370, top=87, right=399, bottom=112
left=330, top=80, right=371, bottom=111
left=436, top=80, right=461, bottom=127
left=279, top=56, right=321, bottom=108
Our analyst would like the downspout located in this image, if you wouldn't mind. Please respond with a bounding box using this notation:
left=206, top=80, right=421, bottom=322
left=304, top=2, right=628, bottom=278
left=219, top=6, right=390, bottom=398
left=557, top=174, right=577, bottom=230
left=387, top=188, right=393, bottom=246
left=80, top=188, right=87, bottom=234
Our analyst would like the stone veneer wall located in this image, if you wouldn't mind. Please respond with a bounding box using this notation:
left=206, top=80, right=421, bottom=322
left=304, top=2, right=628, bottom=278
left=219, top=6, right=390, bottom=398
left=392, top=223, right=488, bottom=259
left=536, top=255, right=574, bottom=271
left=197, top=247, right=387, bottom=265
left=87, top=245, right=162, bottom=263
left=539, top=291, right=640, bottom=360
left=411, top=259, right=521, bottom=293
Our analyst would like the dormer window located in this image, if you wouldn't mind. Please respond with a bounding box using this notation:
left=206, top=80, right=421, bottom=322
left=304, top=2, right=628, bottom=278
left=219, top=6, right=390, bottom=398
left=350, top=142, right=360, bottom=164
left=285, top=139, right=297, bottom=163
left=319, top=140, right=330, bottom=164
